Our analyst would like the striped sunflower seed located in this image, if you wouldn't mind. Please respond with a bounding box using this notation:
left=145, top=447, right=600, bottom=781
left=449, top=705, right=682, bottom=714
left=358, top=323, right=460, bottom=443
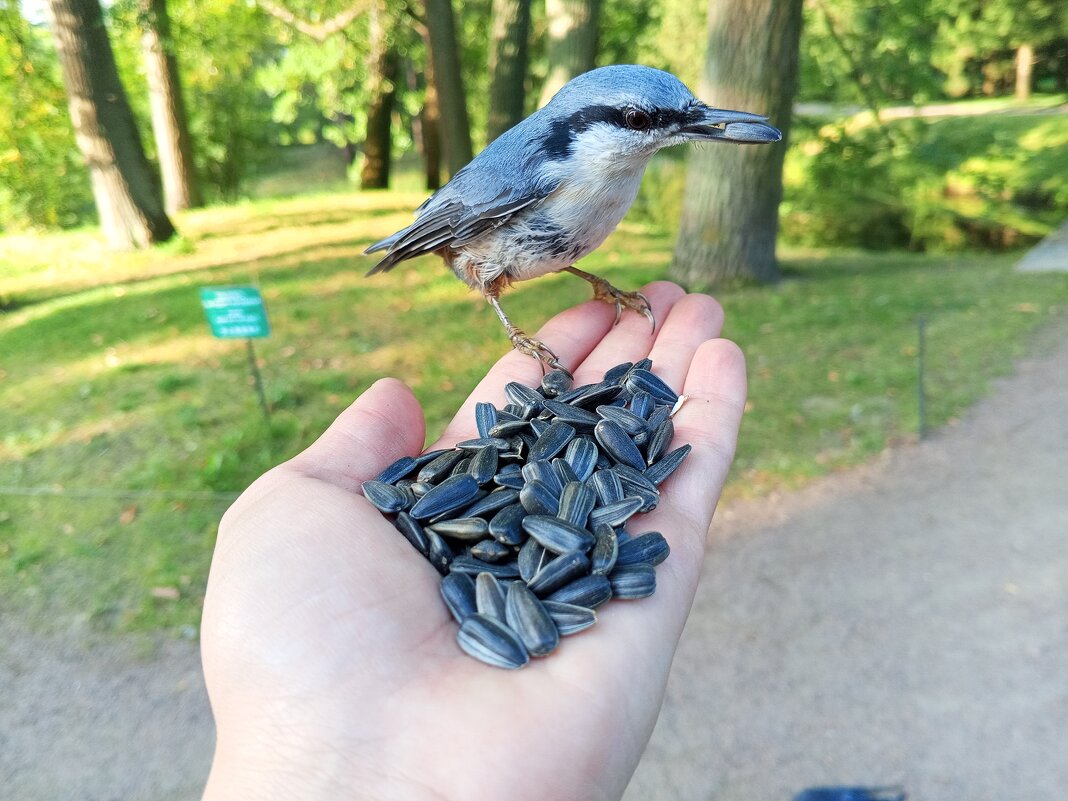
left=546, top=574, right=613, bottom=608
left=590, top=524, right=618, bottom=575
left=616, top=531, right=670, bottom=566
left=504, top=381, right=544, bottom=409
left=456, top=436, right=512, bottom=451
left=417, top=449, right=464, bottom=483
left=475, top=402, right=498, bottom=439
left=558, top=480, right=596, bottom=529
left=540, top=399, right=600, bottom=429
left=566, top=380, right=623, bottom=409
left=542, top=600, right=597, bottom=635
left=563, top=437, right=598, bottom=481
left=602, top=361, right=633, bottom=384
left=624, top=368, right=678, bottom=405
left=628, top=389, right=654, bottom=419
left=505, top=582, right=560, bottom=657
left=596, top=404, right=648, bottom=435
left=541, top=369, right=573, bottom=397
left=440, top=571, right=477, bottom=623
left=589, top=468, right=624, bottom=505
left=395, top=511, right=429, bottom=556
left=469, top=538, right=512, bottom=563
left=645, top=419, right=675, bottom=466
left=521, top=459, right=563, bottom=495
left=488, top=503, right=526, bottom=546
left=522, top=515, right=596, bottom=554
left=449, top=554, right=521, bottom=578
left=361, top=480, right=411, bottom=514
left=428, top=516, right=489, bottom=541
left=460, top=487, right=519, bottom=518
left=492, top=464, right=525, bottom=489
left=526, top=551, right=590, bottom=597
left=644, top=444, right=692, bottom=486
left=529, top=421, right=576, bottom=461
left=608, top=563, right=656, bottom=599
left=488, top=419, right=529, bottom=438
left=594, top=419, right=646, bottom=471
left=475, top=572, right=507, bottom=621
left=376, top=455, right=418, bottom=485
left=552, top=457, right=580, bottom=487
left=517, top=536, right=548, bottom=583
left=425, top=529, right=454, bottom=575
left=519, top=479, right=560, bottom=516
left=456, top=614, right=529, bottom=670
left=467, top=445, right=499, bottom=485
left=588, top=496, right=644, bottom=529
left=409, top=473, right=481, bottom=519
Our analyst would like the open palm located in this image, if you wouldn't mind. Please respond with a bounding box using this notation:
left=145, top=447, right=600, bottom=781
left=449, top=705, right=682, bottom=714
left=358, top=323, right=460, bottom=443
left=201, top=282, right=747, bottom=801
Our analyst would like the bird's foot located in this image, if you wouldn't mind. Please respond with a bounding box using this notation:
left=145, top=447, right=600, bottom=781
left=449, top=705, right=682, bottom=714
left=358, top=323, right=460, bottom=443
left=564, top=267, right=655, bottom=330
left=507, top=327, right=571, bottom=377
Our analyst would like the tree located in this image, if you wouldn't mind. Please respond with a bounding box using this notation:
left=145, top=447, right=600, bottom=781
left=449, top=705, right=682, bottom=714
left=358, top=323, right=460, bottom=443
left=538, top=0, right=601, bottom=106
left=138, top=0, right=201, bottom=214
left=670, top=0, right=803, bottom=286
left=360, top=0, right=399, bottom=188
left=423, top=0, right=473, bottom=175
left=486, top=0, right=531, bottom=142
left=47, top=0, right=174, bottom=249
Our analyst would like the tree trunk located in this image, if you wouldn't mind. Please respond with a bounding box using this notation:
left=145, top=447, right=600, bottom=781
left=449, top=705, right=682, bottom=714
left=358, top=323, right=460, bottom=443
left=139, top=0, right=201, bottom=214
left=669, top=0, right=803, bottom=287
left=1015, top=43, right=1034, bottom=101
left=486, top=0, right=531, bottom=142
left=422, top=0, right=472, bottom=176
left=48, top=0, right=174, bottom=249
left=538, top=0, right=601, bottom=106
left=361, top=1, right=399, bottom=189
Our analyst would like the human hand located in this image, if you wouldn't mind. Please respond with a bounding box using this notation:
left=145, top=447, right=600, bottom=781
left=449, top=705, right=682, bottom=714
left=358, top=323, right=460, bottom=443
left=200, top=281, right=747, bottom=801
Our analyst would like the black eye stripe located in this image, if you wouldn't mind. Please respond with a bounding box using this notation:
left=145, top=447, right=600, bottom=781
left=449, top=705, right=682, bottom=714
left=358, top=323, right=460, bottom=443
left=542, top=103, right=704, bottom=161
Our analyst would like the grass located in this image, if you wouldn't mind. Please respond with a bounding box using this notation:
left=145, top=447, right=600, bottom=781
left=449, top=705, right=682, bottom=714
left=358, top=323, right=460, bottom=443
left=2, top=186, right=1067, bottom=636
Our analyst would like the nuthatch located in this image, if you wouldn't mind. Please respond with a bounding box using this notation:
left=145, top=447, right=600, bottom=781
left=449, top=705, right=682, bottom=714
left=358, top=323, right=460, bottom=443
left=366, top=65, right=781, bottom=372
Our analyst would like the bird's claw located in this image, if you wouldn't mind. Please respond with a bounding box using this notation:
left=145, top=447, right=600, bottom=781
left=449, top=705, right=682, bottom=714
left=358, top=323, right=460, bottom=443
left=507, top=328, right=573, bottom=378
left=591, top=282, right=656, bottom=332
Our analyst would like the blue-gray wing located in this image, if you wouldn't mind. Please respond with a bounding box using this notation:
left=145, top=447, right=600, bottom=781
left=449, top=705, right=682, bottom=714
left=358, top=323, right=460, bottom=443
left=364, top=168, right=558, bottom=276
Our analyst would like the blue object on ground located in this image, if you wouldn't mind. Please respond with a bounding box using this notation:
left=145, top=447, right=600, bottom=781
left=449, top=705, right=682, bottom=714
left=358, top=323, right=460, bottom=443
left=793, top=787, right=906, bottom=801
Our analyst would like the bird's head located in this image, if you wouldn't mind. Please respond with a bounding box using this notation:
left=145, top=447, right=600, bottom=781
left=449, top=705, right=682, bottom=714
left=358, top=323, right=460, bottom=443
left=536, top=65, right=781, bottom=173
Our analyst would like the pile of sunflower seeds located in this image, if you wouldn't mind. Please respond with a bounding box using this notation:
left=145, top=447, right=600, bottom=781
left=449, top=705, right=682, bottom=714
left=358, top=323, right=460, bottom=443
left=360, top=358, right=691, bottom=669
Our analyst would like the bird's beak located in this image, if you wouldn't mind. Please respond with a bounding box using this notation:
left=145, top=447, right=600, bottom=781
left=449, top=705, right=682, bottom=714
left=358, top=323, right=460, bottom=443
left=680, top=103, right=782, bottom=144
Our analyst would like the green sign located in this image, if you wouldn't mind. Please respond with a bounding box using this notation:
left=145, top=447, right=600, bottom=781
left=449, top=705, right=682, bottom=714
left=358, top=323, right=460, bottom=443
left=199, top=285, right=270, bottom=339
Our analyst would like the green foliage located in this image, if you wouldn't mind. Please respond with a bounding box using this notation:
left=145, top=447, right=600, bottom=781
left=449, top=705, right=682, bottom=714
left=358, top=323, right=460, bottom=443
left=0, top=5, right=94, bottom=230
left=781, top=112, right=1068, bottom=251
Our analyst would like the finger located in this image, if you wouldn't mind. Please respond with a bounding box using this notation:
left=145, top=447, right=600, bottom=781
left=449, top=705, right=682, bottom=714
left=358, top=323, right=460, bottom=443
left=651, top=339, right=747, bottom=569
left=287, top=377, right=427, bottom=492
left=643, top=293, right=725, bottom=392
left=430, top=298, right=616, bottom=449
left=571, top=281, right=686, bottom=386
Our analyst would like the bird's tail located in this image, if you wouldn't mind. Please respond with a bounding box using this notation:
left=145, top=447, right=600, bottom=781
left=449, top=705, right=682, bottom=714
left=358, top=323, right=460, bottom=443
left=364, top=231, right=404, bottom=276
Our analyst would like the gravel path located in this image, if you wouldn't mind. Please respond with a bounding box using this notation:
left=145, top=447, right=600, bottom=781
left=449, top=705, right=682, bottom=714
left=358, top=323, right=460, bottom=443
left=3, top=317, right=1066, bottom=801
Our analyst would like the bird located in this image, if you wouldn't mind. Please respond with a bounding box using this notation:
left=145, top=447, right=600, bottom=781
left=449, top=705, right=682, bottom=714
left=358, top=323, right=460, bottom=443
left=365, top=64, right=782, bottom=373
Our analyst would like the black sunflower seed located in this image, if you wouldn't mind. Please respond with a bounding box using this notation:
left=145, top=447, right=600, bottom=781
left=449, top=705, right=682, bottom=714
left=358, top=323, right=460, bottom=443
left=361, top=480, right=411, bottom=514
left=489, top=419, right=529, bottom=438
left=529, top=421, right=576, bottom=461
left=526, top=551, right=590, bottom=597
left=602, top=361, right=633, bottom=384
left=519, top=479, right=560, bottom=516
left=588, top=496, right=644, bottom=528
left=589, top=469, right=624, bottom=505
left=566, top=380, right=623, bottom=409
left=493, top=464, right=525, bottom=489
left=522, top=515, right=596, bottom=554
left=456, top=436, right=512, bottom=451
left=644, top=443, right=692, bottom=486
left=521, top=459, right=563, bottom=495
left=628, top=389, right=654, bottom=420
left=467, top=445, right=499, bottom=485
left=541, top=399, right=600, bottom=429
left=517, top=536, right=548, bottom=583
left=594, top=419, right=646, bottom=471
left=505, top=582, right=560, bottom=657
left=410, top=474, right=481, bottom=519
left=608, top=563, right=656, bottom=599
left=596, top=405, right=648, bottom=436
left=505, top=381, right=543, bottom=409
left=456, top=614, right=529, bottom=670
left=426, top=529, right=454, bottom=575
left=429, top=516, right=489, bottom=541
left=460, top=487, right=519, bottom=518
left=624, top=368, right=678, bottom=405
left=417, top=449, right=465, bottom=483
left=645, top=419, right=675, bottom=465
left=449, top=554, right=521, bottom=578
left=616, top=531, right=670, bottom=566
left=376, top=455, right=418, bottom=485
left=563, top=437, right=598, bottom=481
left=590, top=524, right=618, bottom=575
left=488, top=503, right=526, bottom=546
left=475, top=402, right=498, bottom=439
left=469, top=538, right=512, bottom=563
left=542, top=600, right=597, bottom=635
left=546, top=574, right=613, bottom=608
left=395, top=512, right=430, bottom=556
left=557, top=480, right=596, bottom=529
left=440, top=571, right=477, bottom=623
left=475, top=572, right=507, bottom=621
left=541, top=369, right=573, bottom=398
left=552, top=457, right=579, bottom=487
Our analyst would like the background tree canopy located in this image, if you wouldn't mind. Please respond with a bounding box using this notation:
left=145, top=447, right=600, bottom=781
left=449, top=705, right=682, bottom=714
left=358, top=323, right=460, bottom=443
left=1, top=0, right=1065, bottom=254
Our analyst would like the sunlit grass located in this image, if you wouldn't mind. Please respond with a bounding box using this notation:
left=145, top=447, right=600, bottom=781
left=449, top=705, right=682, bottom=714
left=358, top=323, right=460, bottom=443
left=2, top=188, right=1066, bottom=634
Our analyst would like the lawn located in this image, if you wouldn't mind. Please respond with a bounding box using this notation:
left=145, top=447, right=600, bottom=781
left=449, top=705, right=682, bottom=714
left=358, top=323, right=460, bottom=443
left=2, top=188, right=1066, bottom=634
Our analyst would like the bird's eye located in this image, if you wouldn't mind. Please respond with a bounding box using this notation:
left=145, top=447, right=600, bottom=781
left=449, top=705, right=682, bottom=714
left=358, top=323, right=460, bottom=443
left=624, top=108, right=653, bottom=131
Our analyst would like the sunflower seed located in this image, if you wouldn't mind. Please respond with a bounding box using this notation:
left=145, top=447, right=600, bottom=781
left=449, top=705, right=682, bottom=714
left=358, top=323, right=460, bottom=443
left=541, top=369, right=573, bottom=397
left=429, top=517, right=489, bottom=541
left=505, top=381, right=544, bottom=408
left=460, top=486, right=519, bottom=518
left=361, top=480, right=411, bottom=514
left=644, top=443, right=692, bottom=486
left=440, top=571, right=477, bottom=622
left=475, top=572, right=507, bottom=621
left=450, top=457, right=472, bottom=477
left=588, top=496, right=644, bottom=529
left=624, top=368, right=678, bottom=405
left=449, top=554, right=521, bottom=578
left=646, top=404, right=671, bottom=430
left=563, top=437, right=598, bottom=481
left=456, top=436, right=512, bottom=451
left=590, top=524, right=618, bottom=575
left=522, top=515, right=596, bottom=554
left=616, top=531, right=670, bottom=566
left=518, top=536, right=547, bottom=583
left=645, top=419, right=674, bottom=465
left=527, top=551, right=590, bottom=596
left=589, top=469, right=624, bottom=505
left=558, top=480, right=596, bottom=529
left=596, top=405, right=648, bottom=435
left=469, top=538, right=512, bottom=563
left=410, top=474, right=481, bottom=519
left=493, top=464, right=525, bottom=489
left=602, top=361, right=633, bottom=384
left=613, top=463, right=659, bottom=494
left=541, top=399, right=600, bottom=429
left=629, top=389, right=654, bottom=419
left=413, top=448, right=452, bottom=468
left=546, top=574, right=613, bottom=608
left=521, top=459, right=563, bottom=495
left=475, top=402, right=498, bottom=439
left=505, top=582, right=560, bottom=657
left=552, top=457, right=579, bottom=487
left=529, top=421, right=576, bottom=461
left=409, top=480, right=434, bottom=497
left=426, top=529, right=454, bottom=575
left=417, top=449, right=464, bottom=483
left=499, top=406, right=523, bottom=420
left=608, top=563, right=656, bottom=599
left=543, top=600, right=598, bottom=635
left=488, top=503, right=526, bottom=546
left=519, top=479, right=560, bottom=516
left=395, top=512, right=430, bottom=556
left=489, top=419, right=529, bottom=438
left=467, top=445, right=499, bottom=485
left=631, top=357, right=654, bottom=373
left=594, top=419, right=646, bottom=471
left=567, top=380, right=623, bottom=409
left=376, top=456, right=418, bottom=485
left=456, top=614, right=529, bottom=670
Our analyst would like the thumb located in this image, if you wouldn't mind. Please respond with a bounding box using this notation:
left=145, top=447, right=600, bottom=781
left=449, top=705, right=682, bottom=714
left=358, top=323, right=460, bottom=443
left=287, top=377, right=426, bottom=492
